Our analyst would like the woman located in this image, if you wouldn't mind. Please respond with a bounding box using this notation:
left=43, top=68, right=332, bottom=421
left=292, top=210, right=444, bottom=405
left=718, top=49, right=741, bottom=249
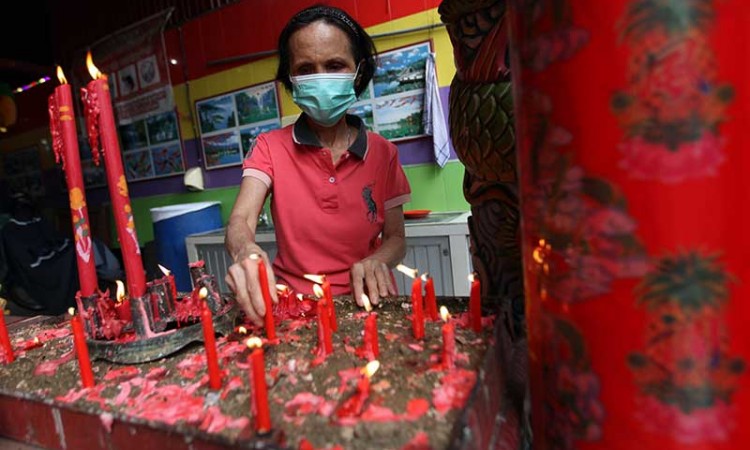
left=225, top=5, right=411, bottom=325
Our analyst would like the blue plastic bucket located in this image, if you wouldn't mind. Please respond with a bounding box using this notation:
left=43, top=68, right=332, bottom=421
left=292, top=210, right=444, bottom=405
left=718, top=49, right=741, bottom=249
left=150, top=201, right=222, bottom=291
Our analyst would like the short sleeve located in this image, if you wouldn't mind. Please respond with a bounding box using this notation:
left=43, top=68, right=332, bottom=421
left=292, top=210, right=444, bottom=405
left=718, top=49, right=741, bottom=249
left=241, top=133, right=273, bottom=188
left=383, top=144, right=411, bottom=210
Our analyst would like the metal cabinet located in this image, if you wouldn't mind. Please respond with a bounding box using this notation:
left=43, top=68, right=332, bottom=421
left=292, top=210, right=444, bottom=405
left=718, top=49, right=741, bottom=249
left=185, top=212, right=471, bottom=296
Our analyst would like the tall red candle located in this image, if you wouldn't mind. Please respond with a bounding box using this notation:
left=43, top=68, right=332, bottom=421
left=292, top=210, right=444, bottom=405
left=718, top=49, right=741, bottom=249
left=304, top=274, right=337, bottom=332
left=81, top=53, right=146, bottom=298
left=440, top=306, right=456, bottom=370
left=468, top=273, right=481, bottom=332
left=246, top=337, right=271, bottom=434
left=69, top=308, right=94, bottom=387
left=411, top=277, right=424, bottom=340
left=159, top=264, right=178, bottom=301
left=251, top=254, right=276, bottom=340
left=423, top=274, right=438, bottom=321
left=199, top=288, right=222, bottom=390
left=314, top=285, right=333, bottom=355
left=361, top=294, right=379, bottom=359
left=335, top=360, right=379, bottom=419
left=0, top=309, right=15, bottom=364
left=48, top=67, right=98, bottom=297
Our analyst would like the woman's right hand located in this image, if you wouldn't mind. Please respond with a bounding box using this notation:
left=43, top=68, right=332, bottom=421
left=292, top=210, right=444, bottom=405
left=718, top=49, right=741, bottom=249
left=225, top=244, right=278, bottom=326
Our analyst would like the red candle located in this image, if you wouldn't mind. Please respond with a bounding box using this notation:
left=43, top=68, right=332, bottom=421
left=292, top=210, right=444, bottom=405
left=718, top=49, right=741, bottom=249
left=397, top=264, right=424, bottom=340
left=304, top=274, right=337, bottom=332
left=21, top=337, right=43, bottom=352
left=246, top=337, right=271, bottom=434
left=361, top=294, right=379, bottom=359
left=335, top=360, right=379, bottom=419
left=250, top=254, right=276, bottom=340
left=113, top=280, right=132, bottom=322
left=81, top=52, right=146, bottom=298
left=48, top=67, right=98, bottom=297
left=199, top=287, right=222, bottom=390
left=159, top=264, right=178, bottom=301
left=440, top=306, right=456, bottom=370
left=0, top=309, right=15, bottom=364
left=69, top=308, right=95, bottom=387
left=314, top=285, right=333, bottom=355
left=469, top=273, right=482, bottom=332
left=423, top=274, right=438, bottom=321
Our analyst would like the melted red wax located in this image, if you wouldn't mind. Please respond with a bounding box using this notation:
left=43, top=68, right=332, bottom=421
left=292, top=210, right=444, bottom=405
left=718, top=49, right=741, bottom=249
left=220, top=376, right=244, bottom=400
left=432, top=368, right=477, bottom=414
left=454, top=312, right=495, bottom=331
left=174, top=289, right=203, bottom=326
left=298, top=439, right=344, bottom=450
left=81, top=292, right=126, bottom=340
left=273, top=289, right=316, bottom=321
left=404, top=398, right=430, bottom=421
left=284, top=393, right=334, bottom=425
left=103, top=366, right=141, bottom=382
left=200, top=406, right=250, bottom=433
left=35, top=327, right=71, bottom=341
left=34, top=349, right=74, bottom=376
left=177, top=352, right=206, bottom=379
left=401, top=431, right=431, bottom=450
left=145, top=367, right=168, bottom=380
left=384, top=333, right=399, bottom=342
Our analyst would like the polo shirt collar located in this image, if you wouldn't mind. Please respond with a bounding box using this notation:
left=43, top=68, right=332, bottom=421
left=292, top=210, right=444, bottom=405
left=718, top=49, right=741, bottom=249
left=292, top=113, right=368, bottom=160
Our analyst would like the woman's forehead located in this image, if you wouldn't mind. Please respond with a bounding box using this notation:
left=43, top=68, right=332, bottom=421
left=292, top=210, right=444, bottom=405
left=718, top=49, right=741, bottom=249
left=288, top=21, right=354, bottom=63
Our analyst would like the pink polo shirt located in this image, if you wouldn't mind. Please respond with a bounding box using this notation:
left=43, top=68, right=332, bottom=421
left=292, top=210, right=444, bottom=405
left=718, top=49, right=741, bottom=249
left=242, top=114, right=411, bottom=295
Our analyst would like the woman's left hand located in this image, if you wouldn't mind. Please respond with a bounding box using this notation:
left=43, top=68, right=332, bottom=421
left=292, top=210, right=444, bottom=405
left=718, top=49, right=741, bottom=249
left=350, top=258, right=396, bottom=306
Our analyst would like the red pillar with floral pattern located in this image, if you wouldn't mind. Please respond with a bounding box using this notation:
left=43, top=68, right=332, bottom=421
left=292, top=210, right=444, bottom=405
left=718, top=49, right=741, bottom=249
left=508, top=0, right=750, bottom=448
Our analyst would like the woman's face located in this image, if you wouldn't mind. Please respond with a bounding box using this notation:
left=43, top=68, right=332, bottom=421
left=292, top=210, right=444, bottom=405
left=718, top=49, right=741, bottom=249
left=288, top=21, right=357, bottom=77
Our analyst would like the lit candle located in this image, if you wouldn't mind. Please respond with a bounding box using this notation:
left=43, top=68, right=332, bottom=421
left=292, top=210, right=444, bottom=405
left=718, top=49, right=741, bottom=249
left=69, top=308, right=95, bottom=387
left=313, top=284, right=333, bottom=355
left=469, top=273, right=482, bottom=332
left=48, top=66, right=98, bottom=297
left=250, top=254, right=276, bottom=340
left=21, top=337, right=43, bottom=352
left=335, top=360, right=379, bottom=419
left=397, top=264, right=424, bottom=340
left=246, top=337, right=272, bottom=434
left=158, top=264, right=178, bottom=301
left=440, top=306, right=456, bottom=370
left=113, top=280, right=132, bottom=322
left=360, top=294, right=379, bottom=360
left=0, top=307, right=15, bottom=363
left=422, top=274, right=438, bottom=321
left=304, top=274, right=337, bottom=332
left=199, top=287, right=222, bottom=390
left=81, top=52, right=146, bottom=298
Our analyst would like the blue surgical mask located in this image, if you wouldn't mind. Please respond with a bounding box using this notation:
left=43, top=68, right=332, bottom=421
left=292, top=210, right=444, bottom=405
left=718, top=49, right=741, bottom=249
left=290, top=68, right=358, bottom=127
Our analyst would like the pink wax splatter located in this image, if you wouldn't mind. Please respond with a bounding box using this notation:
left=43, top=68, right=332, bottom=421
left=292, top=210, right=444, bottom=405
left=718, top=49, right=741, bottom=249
left=103, top=366, right=141, bottom=382
left=401, top=431, right=431, bottom=450
left=34, top=349, right=75, bottom=376
left=432, top=369, right=477, bottom=414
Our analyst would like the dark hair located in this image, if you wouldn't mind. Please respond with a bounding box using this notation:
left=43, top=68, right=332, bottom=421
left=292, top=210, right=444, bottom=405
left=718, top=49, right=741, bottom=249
left=276, top=5, right=377, bottom=96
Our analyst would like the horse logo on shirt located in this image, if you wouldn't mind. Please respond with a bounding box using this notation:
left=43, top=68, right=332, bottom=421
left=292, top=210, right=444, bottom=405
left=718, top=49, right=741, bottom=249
left=362, top=183, right=377, bottom=223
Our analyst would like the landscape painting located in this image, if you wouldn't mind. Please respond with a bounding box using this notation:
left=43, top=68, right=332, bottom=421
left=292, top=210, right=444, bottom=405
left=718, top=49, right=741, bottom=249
left=240, top=122, right=280, bottom=158
left=152, top=143, right=184, bottom=176
left=372, top=42, right=430, bottom=98
left=146, top=111, right=179, bottom=145
left=235, top=83, right=279, bottom=126
left=197, top=95, right=237, bottom=134
left=374, top=93, right=424, bottom=140
left=203, top=132, right=242, bottom=168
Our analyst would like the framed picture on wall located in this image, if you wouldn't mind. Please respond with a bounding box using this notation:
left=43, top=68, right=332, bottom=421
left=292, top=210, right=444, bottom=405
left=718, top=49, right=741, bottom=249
left=348, top=41, right=431, bottom=142
left=114, top=109, right=185, bottom=183
left=196, top=81, right=282, bottom=170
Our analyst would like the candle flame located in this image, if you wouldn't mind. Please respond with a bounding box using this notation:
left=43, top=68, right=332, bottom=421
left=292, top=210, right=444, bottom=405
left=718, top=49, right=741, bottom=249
left=248, top=253, right=260, bottom=261
left=246, top=336, right=263, bottom=349
left=158, top=264, right=171, bottom=276
left=313, top=284, right=324, bottom=299
left=421, top=273, right=429, bottom=282
left=396, top=264, right=418, bottom=279
left=115, top=280, right=125, bottom=303
left=303, top=274, right=325, bottom=284
left=296, top=293, right=304, bottom=302
left=56, top=66, right=67, bottom=84
left=68, top=307, right=75, bottom=316
left=275, top=284, right=288, bottom=293
left=34, top=337, right=40, bottom=344
left=199, top=287, right=209, bottom=300
left=468, top=273, right=477, bottom=283
left=361, top=294, right=372, bottom=312
left=238, top=326, right=248, bottom=334
left=362, top=360, right=380, bottom=378
left=440, top=306, right=451, bottom=322
left=86, top=51, right=103, bottom=80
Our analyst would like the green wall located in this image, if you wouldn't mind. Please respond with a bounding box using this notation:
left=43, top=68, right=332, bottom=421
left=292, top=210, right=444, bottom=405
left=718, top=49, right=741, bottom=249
left=127, top=161, right=468, bottom=246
